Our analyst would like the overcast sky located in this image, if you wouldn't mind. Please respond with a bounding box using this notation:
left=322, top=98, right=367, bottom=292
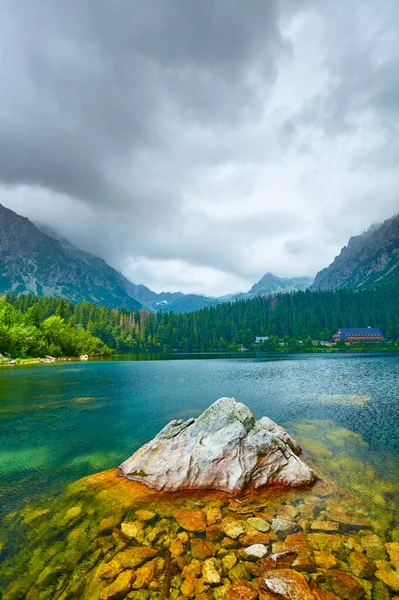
left=1, top=1, right=399, bottom=295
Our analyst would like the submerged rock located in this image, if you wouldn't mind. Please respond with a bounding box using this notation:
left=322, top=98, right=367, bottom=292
left=172, top=508, right=207, bottom=532
left=260, top=568, right=315, bottom=600
left=240, top=543, right=268, bottom=560
left=272, top=517, right=300, bottom=539
left=226, top=578, right=259, bottom=600
left=120, top=397, right=317, bottom=492
left=325, top=570, right=366, bottom=600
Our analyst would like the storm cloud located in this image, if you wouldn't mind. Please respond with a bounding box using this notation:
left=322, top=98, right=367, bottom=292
left=1, top=0, right=398, bottom=295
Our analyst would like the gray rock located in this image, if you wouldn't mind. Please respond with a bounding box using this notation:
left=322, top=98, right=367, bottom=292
left=272, top=518, right=301, bottom=539
left=120, top=397, right=317, bottom=493
left=240, top=544, right=268, bottom=560
left=311, top=213, right=399, bottom=291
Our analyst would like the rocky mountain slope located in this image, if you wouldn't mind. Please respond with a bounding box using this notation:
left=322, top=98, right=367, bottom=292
left=231, top=272, right=313, bottom=301
left=127, top=284, right=224, bottom=313
left=312, top=213, right=399, bottom=291
left=0, top=204, right=142, bottom=309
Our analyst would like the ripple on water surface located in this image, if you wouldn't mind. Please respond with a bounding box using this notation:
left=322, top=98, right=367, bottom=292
left=0, top=354, right=398, bottom=597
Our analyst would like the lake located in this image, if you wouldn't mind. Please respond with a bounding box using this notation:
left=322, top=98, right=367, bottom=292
left=1, top=353, right=399, bottom=597
left=1, top=353, right=398, bottom=515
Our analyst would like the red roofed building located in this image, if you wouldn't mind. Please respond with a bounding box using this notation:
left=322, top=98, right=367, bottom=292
left=332, top=327, right=385, bottom=344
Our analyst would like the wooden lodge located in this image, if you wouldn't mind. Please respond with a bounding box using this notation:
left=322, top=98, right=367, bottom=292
left=332, top=327, right=385, bottom=344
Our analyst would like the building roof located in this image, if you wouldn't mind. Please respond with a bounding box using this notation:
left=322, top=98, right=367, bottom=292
left=333, top=327, right=384, bottom=340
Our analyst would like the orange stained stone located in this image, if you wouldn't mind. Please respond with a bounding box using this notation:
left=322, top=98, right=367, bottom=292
left=260, top=569, right=315, bottom=600
left=259, top=592, right=281, bottom=600
left=258, top=550, right=297, bottom=570
left=314, top=550, right=338, bottom=570
left=131, top=558, right=157, bottom=589
left=182, top=562, right=202, bottom=579
left=254, top=511, right=275, bottom=521
left=375, top=567, right=399, bottom=592
left=71, top=466, right=331, bottom=520
left=114, top=546, right=158, bottom=569
left=312, top=587, right=341, bottom=600
left=98, top=515, right=122, bottom=534
left=307, top=533, right=343, bottom=552
left=74, top=468, right=230, bottom=511
left=360, top=534, right=387, bottom=561
left=386, top=542, right=399, bottom=570
left=277, top=505, right=299, bottom=520
left=180, top=573, right=207, bottom=597
left=174, top=555, right=187, bottom=570
left=311, top=521, right=340, bottom=533
left=172, top=508, right=207, bottom=532
left=228, top=499, right=244, bottom=512
left=97, top=559, right=123, bottom=581
left=226, top=578, right=259, bottom=600
left=190, top=537, right=217, bottom=559
left=325, top=570, right=366, bottom=600
left=221, top=516, right=245, bottom=539
left=348, top=550, right=376, bottom=579
left=241, top=532, right=271, bottom=546
left=273, top=532, right=314, bottom=572
left=100, top=570, right=134, bottom=600
left=135, top=509, right=156, bottom=521
left=298, top=518, right=310, bottom=532
left=206, top=524, right=224, bottom=541
left=169, top=537, right=186, bottom=557
left=206, top=505, right=222, bottom=524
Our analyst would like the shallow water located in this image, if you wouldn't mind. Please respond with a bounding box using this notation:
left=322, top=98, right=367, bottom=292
left=1, top=353, right=399, bottom=598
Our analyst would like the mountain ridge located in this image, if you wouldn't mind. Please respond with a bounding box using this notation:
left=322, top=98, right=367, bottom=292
left=231, top=272, right=313, bottom=302
left=125, top=272, right=314, bottom=312
left=311, top=213, right=399, bottom=291
left=0, top=204, right=143, bottom=310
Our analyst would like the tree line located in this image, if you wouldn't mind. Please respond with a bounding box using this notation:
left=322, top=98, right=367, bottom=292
left=1, top=285, right=398, bottom=358
left=0, top=296, right=110, bottom=358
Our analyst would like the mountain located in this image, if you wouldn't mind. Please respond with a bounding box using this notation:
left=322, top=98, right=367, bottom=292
left=311, top=213, right=399, bottom=291
left=231, top=272, right=313, bottom=301
left=129, top=272, right=314, bottom=313
left=126, top=282, right=223, bottom=313
left=125, top=283, right=184, bottom=308
left=0, top=204, right=142, bottom=309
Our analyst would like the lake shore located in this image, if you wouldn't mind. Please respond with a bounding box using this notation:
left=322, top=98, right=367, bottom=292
left=0, top=355, right=85, bottom=367
left=1, top=346, right=398, bottom=368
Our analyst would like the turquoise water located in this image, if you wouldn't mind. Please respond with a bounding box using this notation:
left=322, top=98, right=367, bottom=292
left=1, top=353, right=399, bottom=520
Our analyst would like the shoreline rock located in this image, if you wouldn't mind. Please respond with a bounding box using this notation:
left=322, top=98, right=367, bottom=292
left=120, top=397, right=317, bottom=493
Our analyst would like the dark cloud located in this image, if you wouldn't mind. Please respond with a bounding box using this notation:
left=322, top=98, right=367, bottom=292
left=1, top=0, right=399, bottom=294
left=0, top=0, right=283, bottom=201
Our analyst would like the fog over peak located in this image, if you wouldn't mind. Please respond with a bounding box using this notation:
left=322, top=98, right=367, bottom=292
left=1, top=0, right=398, bottom=295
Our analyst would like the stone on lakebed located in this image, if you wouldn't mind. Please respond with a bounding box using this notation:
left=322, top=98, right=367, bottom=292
left=119, top=397, right=317, bottom=493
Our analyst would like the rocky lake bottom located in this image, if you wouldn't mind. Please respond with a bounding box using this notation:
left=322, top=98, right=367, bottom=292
left=1, top=420, right=399, bottom=600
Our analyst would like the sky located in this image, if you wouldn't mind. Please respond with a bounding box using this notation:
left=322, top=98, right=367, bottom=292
left=1, top=1, right=399, bottom=296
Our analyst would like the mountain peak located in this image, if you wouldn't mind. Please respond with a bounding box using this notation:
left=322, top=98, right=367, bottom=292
left=311, top=213, right=399, bottom=291
left=232, top=272, right=313, bottom=301
left=0, top=205, right=143, bottom=310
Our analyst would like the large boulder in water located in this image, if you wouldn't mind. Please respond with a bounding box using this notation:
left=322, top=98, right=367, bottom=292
left=119, top=397, right=317, bottom=492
